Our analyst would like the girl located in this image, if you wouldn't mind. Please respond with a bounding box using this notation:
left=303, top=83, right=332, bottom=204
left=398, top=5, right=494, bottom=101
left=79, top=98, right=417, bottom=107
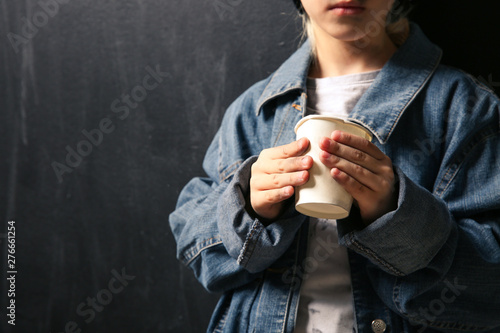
left=170, top=0, right=500, bottom=331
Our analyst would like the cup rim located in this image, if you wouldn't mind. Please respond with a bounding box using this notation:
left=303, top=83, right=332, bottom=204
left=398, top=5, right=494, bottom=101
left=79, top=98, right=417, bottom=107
left=294, top=115, right=373, bottom=141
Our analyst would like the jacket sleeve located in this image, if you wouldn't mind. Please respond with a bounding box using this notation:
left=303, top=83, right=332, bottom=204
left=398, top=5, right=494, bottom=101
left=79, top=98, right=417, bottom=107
left=169, top=94, right=306, bottom=293
left=337, top=91, right=500, bottom=330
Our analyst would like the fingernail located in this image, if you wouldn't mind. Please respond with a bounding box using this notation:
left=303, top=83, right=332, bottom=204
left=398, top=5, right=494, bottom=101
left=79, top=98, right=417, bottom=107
left=297, top=172, right=304, bottom=182
left=300, top=171, right=308, bottom=181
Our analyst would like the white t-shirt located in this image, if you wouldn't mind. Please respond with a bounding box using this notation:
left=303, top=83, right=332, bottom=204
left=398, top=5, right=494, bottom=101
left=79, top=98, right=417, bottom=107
left=294, top=70, right=380, bottom=333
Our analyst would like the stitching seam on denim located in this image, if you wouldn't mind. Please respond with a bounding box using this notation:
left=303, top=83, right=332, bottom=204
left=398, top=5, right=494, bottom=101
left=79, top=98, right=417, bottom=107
left=281, top=227, right=304, bottom=333
left=253, top=273, right=267, bottom=330
left=212, top=294, right=232, bottom=333
left=184, top=238, right=223, bottom=266
left=392, top=280, right=404, bottom=314
left=237, top=222, right=263, bottom=268
left=408, top=317, right=493, bottom=332
left=219, top=160, right=242, bottom=182
left=435, top=127, right=499, bottom=197
left=273, top=106, right=292, bottom=147
left=385, top=53, right=442, bottom=144
left=256, top=86, right=304, bottom=116
left=349, top=234, right=405, bottom=276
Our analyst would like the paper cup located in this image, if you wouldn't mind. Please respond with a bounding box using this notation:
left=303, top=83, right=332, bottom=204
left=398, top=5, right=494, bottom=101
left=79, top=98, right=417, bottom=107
left=294, top=115, right=372, bottom=219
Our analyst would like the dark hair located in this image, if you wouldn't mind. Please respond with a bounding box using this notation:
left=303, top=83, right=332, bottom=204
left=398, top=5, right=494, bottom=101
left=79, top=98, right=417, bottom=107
left=388, top=0, right=415, bottom=23
left=293, top=0, right=304, bottom=14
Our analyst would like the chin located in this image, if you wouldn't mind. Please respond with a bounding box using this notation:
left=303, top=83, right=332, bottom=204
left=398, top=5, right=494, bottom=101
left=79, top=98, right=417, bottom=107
left=325, top=28, right=368, bottom=43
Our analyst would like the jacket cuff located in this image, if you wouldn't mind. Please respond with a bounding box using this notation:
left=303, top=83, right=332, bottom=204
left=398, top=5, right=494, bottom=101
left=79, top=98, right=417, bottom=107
left=217, top=156, right=307, bottom=274
left=337, top=166, right=454, bottom=276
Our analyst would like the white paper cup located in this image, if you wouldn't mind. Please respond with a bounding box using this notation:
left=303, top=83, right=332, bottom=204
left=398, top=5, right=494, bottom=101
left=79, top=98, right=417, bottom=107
left=294, top=115, right=372, bottom=219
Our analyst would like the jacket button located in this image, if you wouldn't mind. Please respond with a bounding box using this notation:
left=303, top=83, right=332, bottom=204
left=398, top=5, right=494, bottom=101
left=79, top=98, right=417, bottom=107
left=371, top=319, right=387, bottom=333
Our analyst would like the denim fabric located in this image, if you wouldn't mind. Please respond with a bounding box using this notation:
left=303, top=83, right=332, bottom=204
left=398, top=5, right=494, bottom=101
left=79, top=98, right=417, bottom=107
left=169, top=23, right=500, bottom=332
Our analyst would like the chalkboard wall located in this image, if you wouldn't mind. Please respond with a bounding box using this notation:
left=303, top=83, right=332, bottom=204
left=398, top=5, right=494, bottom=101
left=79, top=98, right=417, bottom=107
left=1, top=1, right=498, bottom=332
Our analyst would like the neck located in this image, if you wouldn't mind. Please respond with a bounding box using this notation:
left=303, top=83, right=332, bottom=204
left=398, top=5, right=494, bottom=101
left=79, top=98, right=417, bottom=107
left=309, top=30, right=397, bottom=78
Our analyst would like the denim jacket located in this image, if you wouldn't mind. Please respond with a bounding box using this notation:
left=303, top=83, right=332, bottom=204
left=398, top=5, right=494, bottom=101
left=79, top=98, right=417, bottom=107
left=169, top=24, right=500, bottom=332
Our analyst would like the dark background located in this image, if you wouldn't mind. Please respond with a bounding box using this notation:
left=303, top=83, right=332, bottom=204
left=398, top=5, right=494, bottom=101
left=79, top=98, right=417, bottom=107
left=0, top=1, right=498, bottom=332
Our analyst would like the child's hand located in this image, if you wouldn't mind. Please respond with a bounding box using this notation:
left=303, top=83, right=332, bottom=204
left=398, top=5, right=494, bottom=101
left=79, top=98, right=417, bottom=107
left=250, top=138, right=313, bottom=221
left=319, top=130, right=398, bottom=224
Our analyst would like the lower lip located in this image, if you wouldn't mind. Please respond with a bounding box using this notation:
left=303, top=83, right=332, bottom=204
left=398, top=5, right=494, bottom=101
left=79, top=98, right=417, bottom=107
left=330, top=7, right=365, bottom=15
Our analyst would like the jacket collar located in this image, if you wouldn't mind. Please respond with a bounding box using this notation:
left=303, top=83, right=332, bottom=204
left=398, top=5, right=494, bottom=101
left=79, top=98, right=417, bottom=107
left=255, top=23, right=443, bottom=144
left=255, top=39, right=312, bottom=115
